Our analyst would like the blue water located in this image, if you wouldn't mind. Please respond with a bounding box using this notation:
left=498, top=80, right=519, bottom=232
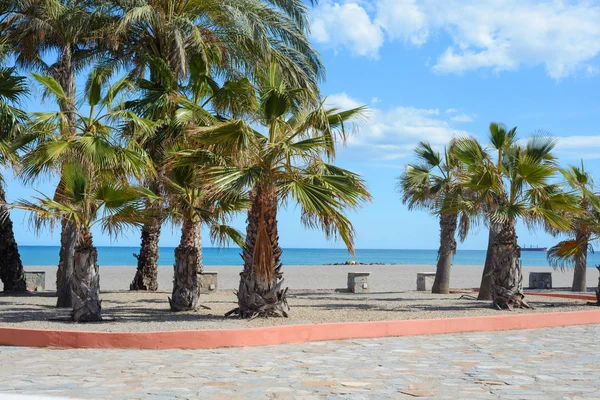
left=16, top=246, right=600, bottom=268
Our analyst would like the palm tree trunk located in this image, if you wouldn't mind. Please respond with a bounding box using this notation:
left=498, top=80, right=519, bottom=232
left=57, top=220, right=77, bottom=307
left=572, top=230, right=589, bottom=292
left=229, top=185, right=287, bottom=319
left=71, top=228, right=101, bottom=322
left=595, top=266, right=600, bottom=305
left=478, top=222, right=501, bottom=300
left=130, top=179, right=162, bottom=291
left=0, top=183, right=26, bottom=292
left=169, top=215, right=202, bottom=311
left=490, top=220, right=529, bottom=310
left=54, top=45, right=78, bottom=308
left=431, top=212, right=457, bottom=294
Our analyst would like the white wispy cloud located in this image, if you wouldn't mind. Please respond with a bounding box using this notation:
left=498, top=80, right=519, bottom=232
left=450, top=114, right=475, bottom=123
left=325, top=93, right=468, bottom=161
left=310, top=0, right=600, bottom=79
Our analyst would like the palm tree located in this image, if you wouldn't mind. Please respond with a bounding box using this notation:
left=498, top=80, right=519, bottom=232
left=199, top=64, right=372, bottom=318
left=0, top=42, right=27, bottom=292
left=398, top=141, right=470, bottom=294
left=22, top=71, right=152, bottom=305
left=164, top=161, right=247, bottom=311
left=110, top=0, right=324, bottom=291
left=547, top=162, right=600, bottom=292
left=4, top=0, right=115, bottom=306
left=448, top=127, right=578, bottom=309
left=15, top=163, right=153, bottom=321
left=124, top=56, right=256, bottom=292
left=474, top=123, right=519, bottom=300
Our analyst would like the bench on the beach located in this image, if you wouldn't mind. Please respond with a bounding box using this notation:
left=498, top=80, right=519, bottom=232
left=529, top=272, right=552, bottom=289
left=416, top=272, right=436, bottom=291
left=24, top=271, right=45, bottom=292
left=199, top=272, right=218, bottom=293
left=347, top=272, right=370, bottom=293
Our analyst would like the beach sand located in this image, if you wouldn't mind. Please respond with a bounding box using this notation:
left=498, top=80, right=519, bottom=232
left=0, top=264, right=596, bottom=332
left=17, top=264, right=600, bottom=292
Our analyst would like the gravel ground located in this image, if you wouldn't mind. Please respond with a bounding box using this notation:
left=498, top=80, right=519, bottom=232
left=0, top=289, right=592, bottom=332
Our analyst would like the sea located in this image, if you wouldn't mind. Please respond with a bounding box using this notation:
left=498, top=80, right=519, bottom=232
left=16, top=246, right=600, bottom=268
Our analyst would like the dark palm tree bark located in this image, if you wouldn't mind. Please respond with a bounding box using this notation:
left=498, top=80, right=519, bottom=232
left=71, top=228, right=101, bottom=322
left=491, top=220, right=529, bottom=309
left=169, top=216, right=202, bottom=311
left=0, top=184, right=26, bottom=292
left=572, top=230, right=589, bottom=292
left=55, top=45, right=79, bottom=308
left=431, top=212, right=457, bottom=294
left=130, top=179, right=162, bottom=291
left=228, top=186, right=287, bottom=318
left=595, top=266, right=600, bottom=305
left=478, top=223, right=501, bottom=300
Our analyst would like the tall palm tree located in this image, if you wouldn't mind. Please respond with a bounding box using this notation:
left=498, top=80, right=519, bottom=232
left=200, top=64, right=372, bottom=318
left=547, top=162, right=600, bottom=292
left=0, top=42, right=27, bottom=292
left=448, top=128, right=578, bottom=309
left=110, top=0, right=324, bottom=291
left=398, top=141, right=470, bottom=294
left=476, top=123, right=518, bottom=300
left=4, top=0, right=115, bottom=306
left=22, top=71, right=152, bottom=305
left=15, top=163, right=153, bottom=321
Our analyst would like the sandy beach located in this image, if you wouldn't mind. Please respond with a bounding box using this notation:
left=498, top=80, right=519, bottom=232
left=0, top=263, right=596, bottom=332
left=17, top=264, right=600, bottom=292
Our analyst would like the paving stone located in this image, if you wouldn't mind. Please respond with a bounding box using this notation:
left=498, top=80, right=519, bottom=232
left=0, top=324, right=599, bottom=399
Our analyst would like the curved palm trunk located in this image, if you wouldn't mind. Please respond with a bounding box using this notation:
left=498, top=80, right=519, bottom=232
left=228, top=186, right=287, bottom=319
left=478, top=223, right=501, bottom=300
left=55, top=45, right=78, bottom=308
left=572, top=230, right=589, bottom=292
left=169, top=216, right=202, bottom=311
left=130, top=179, right=162, bottom=291
left=491, top=220, right=529, bottom=310
left=71, top=228, right=101, bottom=322
left=0, top=184, right=26, bottom=292
left=431, top=212, right=457, bottom=294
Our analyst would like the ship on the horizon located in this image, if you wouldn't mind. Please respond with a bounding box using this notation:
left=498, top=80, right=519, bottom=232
left=520, top=245, right=547, bottom=252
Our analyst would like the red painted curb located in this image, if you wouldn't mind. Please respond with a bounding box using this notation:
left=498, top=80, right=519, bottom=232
left=0, top=310, right=599, bottom=349
left=449, top=289, right=598, bottom=302
left=524, top=292, right=597, bottom=301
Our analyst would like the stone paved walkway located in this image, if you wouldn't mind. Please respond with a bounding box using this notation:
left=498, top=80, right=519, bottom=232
left=1, top=325, right=599, bottom=399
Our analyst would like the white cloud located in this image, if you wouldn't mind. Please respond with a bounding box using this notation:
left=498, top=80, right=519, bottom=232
left=374, top=0, right=428, bottom=45
left=310, top=1, right=384, bottom=58
left=450, top=114, right=475, bottom=123
left=311, top=0, right=600, bottom=79
left=326, top=93, right=467, bottom=161
left=554, top=136, right=600, bottom=160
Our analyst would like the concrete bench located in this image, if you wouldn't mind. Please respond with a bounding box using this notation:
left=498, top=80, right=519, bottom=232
left=417, top=272, right=436, bottom=291
left=24, top=271, right=45, bottom=292
left=199, top=272, right=218, bottom=293
left=529, top=272, right=552, bottom=289
left=347, top=272, right=370, bottom=293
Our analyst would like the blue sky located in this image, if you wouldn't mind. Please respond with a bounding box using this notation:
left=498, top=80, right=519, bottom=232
left=6, top=0, right=600, bottom=251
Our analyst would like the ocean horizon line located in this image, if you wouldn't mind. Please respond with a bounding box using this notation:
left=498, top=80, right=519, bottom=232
left=16, top=245, right=489, bottom=252
left=12, top=246, right=597, bottom=268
